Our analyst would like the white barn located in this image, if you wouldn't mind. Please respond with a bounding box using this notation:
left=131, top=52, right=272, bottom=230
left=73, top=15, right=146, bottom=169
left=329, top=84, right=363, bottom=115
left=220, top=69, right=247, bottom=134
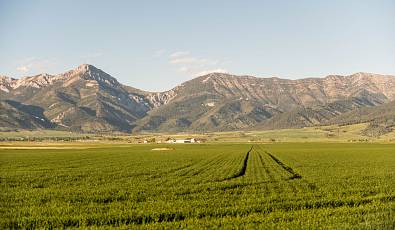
left=168, top=138, right=196, bottom=143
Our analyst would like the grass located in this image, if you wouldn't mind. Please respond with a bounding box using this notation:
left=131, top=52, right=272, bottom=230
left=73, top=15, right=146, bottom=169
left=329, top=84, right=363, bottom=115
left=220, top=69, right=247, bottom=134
left=1, top=142, right=394, bottom=229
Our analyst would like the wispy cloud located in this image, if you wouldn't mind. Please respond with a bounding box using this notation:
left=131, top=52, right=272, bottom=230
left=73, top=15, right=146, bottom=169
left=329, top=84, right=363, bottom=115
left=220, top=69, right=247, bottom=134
left=169, top=51, right=228, bottom=77
left=178, top=66, right=190, bottom=73
left=170, top=57, right=206, bottom=65
left=169, top=51, right=190, bottom=58
left=194, top=68, right=228, bottom=77
left=16, top=58, right=55, bottom=75
left=16, top=66, right=29, bottom=73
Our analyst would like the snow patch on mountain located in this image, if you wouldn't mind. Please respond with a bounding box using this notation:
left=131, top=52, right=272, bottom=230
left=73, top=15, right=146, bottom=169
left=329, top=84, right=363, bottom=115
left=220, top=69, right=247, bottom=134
left=202, top=76, right=211, bottom=83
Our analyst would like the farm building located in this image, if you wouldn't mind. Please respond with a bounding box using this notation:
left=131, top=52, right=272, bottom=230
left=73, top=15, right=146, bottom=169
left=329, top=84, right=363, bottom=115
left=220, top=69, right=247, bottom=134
left=166, top=138, right=197, bottom=143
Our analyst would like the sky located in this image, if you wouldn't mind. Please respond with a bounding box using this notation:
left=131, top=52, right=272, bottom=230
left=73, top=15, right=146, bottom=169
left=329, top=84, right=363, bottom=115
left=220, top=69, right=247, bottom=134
left=0, top=0, right=394, bottom=91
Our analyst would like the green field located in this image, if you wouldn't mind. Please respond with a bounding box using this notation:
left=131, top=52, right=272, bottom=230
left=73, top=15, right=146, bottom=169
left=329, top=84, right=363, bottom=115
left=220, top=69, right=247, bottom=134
left=1, top=143, right=394, bottom=229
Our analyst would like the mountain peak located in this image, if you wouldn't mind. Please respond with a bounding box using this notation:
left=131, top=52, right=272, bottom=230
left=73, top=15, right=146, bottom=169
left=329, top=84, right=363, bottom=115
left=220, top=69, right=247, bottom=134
left=62, top=64, right=120, bottom=88
left=73, top=63, right=98, bottom=74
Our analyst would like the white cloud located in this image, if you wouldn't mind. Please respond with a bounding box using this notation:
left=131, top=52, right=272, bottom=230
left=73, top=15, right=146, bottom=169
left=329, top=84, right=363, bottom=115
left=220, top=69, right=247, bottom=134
left=169, top=50, right=228, bottom=77
left=16, top=58, right=54, bottom=75
left=169, top=51, right=190, bottom=58
left=195, top=69, right=228, bottom=77
left=178, top=66, right=189, bottom=73
left=16, top=66, right=29, bottom=73
left=170, top=57, right=201, bottom=64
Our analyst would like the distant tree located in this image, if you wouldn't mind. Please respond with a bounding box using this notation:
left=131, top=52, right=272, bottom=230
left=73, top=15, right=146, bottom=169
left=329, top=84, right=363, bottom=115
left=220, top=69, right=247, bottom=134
left=148, top=138, right=156, bottom=143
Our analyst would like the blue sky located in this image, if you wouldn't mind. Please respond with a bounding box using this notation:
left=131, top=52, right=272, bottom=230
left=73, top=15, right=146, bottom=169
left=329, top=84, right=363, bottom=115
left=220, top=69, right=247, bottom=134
left=0, top=0, right=394, bottom=91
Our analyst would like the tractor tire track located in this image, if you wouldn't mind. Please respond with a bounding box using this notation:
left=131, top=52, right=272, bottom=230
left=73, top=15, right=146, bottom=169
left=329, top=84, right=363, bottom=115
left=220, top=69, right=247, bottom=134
left=224, top=146, right=253, bottom=180
left=265, top=151, right=302, bottom=180
left=254, top=145, right=318, bottom=191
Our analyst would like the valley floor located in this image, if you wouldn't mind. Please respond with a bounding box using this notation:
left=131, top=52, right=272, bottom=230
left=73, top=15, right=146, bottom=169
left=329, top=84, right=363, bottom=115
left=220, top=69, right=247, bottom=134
left=1, top=142, right=394, bottom=229
left=1, top=123, right=395, bottom=143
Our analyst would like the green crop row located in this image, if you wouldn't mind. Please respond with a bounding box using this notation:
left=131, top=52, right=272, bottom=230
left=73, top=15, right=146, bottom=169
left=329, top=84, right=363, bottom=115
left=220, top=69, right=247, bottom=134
left=0, top=143, right=394, bottom=229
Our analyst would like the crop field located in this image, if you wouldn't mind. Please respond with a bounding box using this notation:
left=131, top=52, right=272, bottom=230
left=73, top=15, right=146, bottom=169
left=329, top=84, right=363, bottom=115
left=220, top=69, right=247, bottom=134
left=1, top=143, right=394, bottom=229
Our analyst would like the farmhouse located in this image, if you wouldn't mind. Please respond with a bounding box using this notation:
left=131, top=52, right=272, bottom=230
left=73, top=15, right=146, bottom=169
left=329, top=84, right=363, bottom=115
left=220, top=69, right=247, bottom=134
left=167, top=138, right=197, bottom=143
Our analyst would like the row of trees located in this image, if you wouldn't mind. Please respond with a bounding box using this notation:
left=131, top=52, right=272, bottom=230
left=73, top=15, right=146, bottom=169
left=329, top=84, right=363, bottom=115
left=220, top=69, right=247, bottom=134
left=0, top=136, right=92, bottom=142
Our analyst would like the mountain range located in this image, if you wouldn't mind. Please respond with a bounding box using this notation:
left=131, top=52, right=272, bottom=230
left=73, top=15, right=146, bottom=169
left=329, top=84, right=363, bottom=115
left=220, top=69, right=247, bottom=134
left=1, top=64, right=394, bottom=135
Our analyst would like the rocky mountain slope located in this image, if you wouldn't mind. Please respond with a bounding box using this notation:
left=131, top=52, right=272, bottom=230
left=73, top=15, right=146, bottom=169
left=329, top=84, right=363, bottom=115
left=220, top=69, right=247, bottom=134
left=1, top=65, right=154, bottom=132
left=1, top=64, right=394, bottom=133
left=325, top=100, right=395, bottom=137
left=133, top=72, right=395, bottom=132
left=0, top=100, right=54, bottom=131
